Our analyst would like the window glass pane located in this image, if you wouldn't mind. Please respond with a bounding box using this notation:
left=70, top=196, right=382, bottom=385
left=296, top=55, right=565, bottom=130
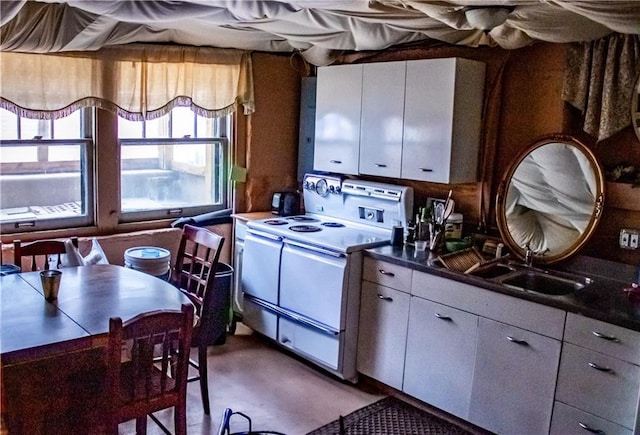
left=0, top=145, right=37, bottom=162
left=20, top=118, right=51, bottom=139
left=53, top=111, right=82, bottom=139
left=146, top=115, right=169, bottom=138
left=0, top=141, right=90, bottom=225
left=120, top=141, right=223, bottom=212
left=0, top=110, right=18, bottom=140
left=197, top=115, right=216, bottom=137
left=171, top=107, right=195, bottom=138
left=118, top=117, right=143, bottom=138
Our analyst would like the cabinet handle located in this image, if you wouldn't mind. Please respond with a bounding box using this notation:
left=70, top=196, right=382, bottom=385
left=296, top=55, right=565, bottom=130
left=377, top=294, right=393, bottom=302
left=506, top=336, right=529, bottom=346
left=330, top=159, right=342, bottom=164
left=592, top=331, right=619, bottom=342
left=588, top=362, right=613, bottom=373
left=434, top=313, right=452, bottom=321
left=419, top=168, right=433, bottom=172
left=378, top=269, right=395, bottom=277
left=374, top=163, right=387, bottom=168
left=578, top=421, right=606, bottom=434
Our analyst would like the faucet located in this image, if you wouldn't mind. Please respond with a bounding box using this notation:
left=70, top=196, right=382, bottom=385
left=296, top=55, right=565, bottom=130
left=524, top=243, right=534, bottom=267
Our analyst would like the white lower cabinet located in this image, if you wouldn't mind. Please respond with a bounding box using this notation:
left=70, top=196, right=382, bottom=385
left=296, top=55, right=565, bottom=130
left=469, top=317, right=561, bottom=434
left=403, top=297, right=477, bottom=419
left=357, top=280, right=410, bottom=390
left=553, top=313, right=640, bottom=433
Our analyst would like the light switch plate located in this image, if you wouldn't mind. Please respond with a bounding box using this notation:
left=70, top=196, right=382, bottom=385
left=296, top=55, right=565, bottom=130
left=620, top=228, right=640, bottom=250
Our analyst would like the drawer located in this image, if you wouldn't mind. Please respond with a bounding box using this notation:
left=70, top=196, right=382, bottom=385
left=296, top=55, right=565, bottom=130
left=565, top=312, right=640, bottom=364
left=551, top=401, right=633, bottom=435
left=556, top=342, right=640, bottom=429
left=411, top=271, right=565, bottom=339
left=362, top=258, right=412, bottom=293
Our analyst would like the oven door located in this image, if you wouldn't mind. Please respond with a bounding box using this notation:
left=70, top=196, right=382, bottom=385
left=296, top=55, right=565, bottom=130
left=241, top=230, right=282, bottom=339
left=279, top=240, right=348, bottom=331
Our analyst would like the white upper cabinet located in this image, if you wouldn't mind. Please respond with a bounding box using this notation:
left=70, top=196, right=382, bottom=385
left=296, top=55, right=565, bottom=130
left=359, top=61, right=406, bottom=178
left=313, top=64, right=363, bottom=175
left=315, top=58, right=485, bottom=182
left=402, top=58, right=485, bottom=183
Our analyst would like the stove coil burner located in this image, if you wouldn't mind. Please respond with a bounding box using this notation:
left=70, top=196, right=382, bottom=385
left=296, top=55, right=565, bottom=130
left=288, top=216, right=319, bottom=223
left=322, top=222, right=345, bottom=228
left=289, top=225, right=322, bottom=233
left=264, top=219, right=289, bottom=225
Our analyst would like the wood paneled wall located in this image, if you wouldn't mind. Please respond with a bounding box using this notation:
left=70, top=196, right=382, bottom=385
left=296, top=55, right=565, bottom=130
left=242, top=43, right=640, bottom=267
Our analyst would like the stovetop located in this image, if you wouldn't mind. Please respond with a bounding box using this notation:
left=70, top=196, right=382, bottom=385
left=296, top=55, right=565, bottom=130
left=247, top=214, right=391, bottom=254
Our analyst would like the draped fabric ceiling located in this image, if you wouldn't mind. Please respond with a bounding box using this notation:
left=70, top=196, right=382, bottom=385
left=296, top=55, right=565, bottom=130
left=1, top=1, right=639, bottom=135
left=2, top=1, right=639, bottom=66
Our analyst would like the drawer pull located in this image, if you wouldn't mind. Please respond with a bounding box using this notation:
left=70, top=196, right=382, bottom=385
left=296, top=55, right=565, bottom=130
left=434, top=313, right=452, bottom=321
left=377, top=294, right=393, bottom=302
left=578, top=421, right=605, bottom=434
left=374, top=163, right=387, bottom=168
left=419, top=168, right=433, bottom=172
left=592, top=331, right=619, bottom=342
left=506, top=336, right=528, bottom=346
left=378, top=269, right=395, bottom=277
left=330, top=160, right=342, bottom=164
left=588, top=362, right=613, bottom=373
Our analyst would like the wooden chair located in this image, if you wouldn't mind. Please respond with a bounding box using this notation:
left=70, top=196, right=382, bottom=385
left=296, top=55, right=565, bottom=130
left=13, top=237, right=78, bottom=271
left=171, top=224, right=225, bottom=415
left=103, top=303, right=194, bottom=435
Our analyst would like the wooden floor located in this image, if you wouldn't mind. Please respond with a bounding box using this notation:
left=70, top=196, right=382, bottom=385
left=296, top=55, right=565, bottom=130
left=120, top=323, right=384, bottom=434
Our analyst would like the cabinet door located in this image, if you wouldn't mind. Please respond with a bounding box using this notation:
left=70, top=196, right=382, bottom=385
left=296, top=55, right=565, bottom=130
left=359, top=61, right=405, bottom=178
left=357, top=281, right=409, bottom=390
left=314, top=64, right=362, bottom=175
left=403, top=296, right=477, bottom=419
left=469, top=317, right=561, bottom=435
left=401, top=58, right=485, bottom=183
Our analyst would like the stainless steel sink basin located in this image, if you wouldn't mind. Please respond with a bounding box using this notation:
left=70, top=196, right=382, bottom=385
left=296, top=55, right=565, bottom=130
left=497, top=268, right=593, bottom=296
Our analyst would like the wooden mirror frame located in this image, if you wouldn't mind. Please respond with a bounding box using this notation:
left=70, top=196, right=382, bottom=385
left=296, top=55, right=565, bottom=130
left=496, top=134, right=605, bottom=265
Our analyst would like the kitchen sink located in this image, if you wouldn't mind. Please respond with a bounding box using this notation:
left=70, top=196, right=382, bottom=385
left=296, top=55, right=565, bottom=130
left=497, top=268, right=593, bottom=296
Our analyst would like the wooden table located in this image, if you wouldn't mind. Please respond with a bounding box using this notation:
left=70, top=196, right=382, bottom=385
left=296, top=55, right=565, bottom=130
left=1, top=264, right=193, bottom=434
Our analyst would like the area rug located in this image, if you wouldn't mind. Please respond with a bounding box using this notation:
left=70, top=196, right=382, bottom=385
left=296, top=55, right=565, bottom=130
left=306, top=396, right=474, bottom=435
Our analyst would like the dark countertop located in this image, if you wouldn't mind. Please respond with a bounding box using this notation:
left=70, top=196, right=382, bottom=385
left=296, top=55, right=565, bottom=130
left=366, top=245, right=640, bottom=333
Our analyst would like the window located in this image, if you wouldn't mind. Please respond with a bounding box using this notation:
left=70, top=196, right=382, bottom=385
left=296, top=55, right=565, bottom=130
left=0, top=109, right=94, bottom=233
left=118, top=107, right=230, bottom=223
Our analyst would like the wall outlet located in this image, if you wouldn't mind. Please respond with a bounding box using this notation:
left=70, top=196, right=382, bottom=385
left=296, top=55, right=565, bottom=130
left=620, top=228, right=640, bottom=250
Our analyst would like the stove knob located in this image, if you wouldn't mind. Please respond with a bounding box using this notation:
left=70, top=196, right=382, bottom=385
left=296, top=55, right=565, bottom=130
left=306, top=181, right=315, bottom=190
left=335, top=186, right=341, bottom=194
left=329, top=185, right=335, bottom=193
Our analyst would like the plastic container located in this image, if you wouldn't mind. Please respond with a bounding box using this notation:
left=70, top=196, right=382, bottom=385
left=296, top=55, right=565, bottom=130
left=124, top=246, right=171, bottom=281
left=444, top=213, right=463, bottom=239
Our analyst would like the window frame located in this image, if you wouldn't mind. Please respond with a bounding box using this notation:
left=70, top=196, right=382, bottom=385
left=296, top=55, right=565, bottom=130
left=0, top=137, right=95, bottom=233
left=118, top=136, right=230, bottom=223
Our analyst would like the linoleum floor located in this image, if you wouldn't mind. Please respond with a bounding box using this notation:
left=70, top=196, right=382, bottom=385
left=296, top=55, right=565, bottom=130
left=120, top=323, right=384, bottom=434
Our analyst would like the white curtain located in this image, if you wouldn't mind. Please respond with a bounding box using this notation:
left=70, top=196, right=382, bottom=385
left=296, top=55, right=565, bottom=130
left=0, top=43, right=254, bottom=120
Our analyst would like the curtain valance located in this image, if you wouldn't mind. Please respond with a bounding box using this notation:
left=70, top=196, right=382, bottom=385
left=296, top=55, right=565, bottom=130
left=0, top=44, right=255, bottom=120
left=562, top=33, right=640, bottom=142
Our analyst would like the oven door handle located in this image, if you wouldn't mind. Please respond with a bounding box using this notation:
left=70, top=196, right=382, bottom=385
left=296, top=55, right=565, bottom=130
left=245, top=294, right=339, bottom=336
left=279, top=309, right=340, bottom=336
left=247, top=229, right=283, bottom=241
left=283, top=239, right=344, bottom=258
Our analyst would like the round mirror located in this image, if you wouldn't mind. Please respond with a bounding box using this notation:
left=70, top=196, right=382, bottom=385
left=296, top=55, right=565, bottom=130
left=496, top=134, right=605, bottom=265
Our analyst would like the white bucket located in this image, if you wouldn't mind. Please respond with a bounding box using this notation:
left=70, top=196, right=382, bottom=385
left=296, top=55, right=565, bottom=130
left=124, top=246, right=171, bottom=281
